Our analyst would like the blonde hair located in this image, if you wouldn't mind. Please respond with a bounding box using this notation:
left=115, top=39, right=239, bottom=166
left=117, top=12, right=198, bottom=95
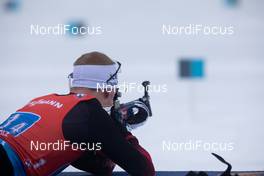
left=74, top=52, right=114, bottom=66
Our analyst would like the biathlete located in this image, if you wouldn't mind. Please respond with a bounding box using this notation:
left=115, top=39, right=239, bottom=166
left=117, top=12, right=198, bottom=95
left=0, top=52, right=155, bottom=176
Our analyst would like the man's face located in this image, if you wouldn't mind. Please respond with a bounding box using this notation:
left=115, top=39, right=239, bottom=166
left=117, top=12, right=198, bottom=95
left=101, top=88, right=117, bottom=107
left=107, top=90, right=116, bottom=106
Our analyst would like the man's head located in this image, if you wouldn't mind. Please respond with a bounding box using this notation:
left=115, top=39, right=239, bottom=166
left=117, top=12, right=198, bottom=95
left=70, top=52, right=120, bottom=107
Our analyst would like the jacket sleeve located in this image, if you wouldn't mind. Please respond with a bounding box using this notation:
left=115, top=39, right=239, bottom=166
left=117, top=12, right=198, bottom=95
left=71, top=151, right=116, bottom=176
left=89, top=107, right=155, bottom=176
left=64, top=100, right=155, bottom=176
left=124, top=131, right=155, bottom=176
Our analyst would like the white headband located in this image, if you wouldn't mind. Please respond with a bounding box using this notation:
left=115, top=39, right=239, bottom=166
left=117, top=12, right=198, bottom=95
left=70, top=63, right=120, bottom=89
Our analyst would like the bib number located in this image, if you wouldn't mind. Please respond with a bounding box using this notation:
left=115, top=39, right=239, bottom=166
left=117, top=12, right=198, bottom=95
left=0, top=112, right=41, bottom=137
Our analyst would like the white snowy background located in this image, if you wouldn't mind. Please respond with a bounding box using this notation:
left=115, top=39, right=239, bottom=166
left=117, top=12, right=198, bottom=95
left=0, top=0, right=263, bottom=172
